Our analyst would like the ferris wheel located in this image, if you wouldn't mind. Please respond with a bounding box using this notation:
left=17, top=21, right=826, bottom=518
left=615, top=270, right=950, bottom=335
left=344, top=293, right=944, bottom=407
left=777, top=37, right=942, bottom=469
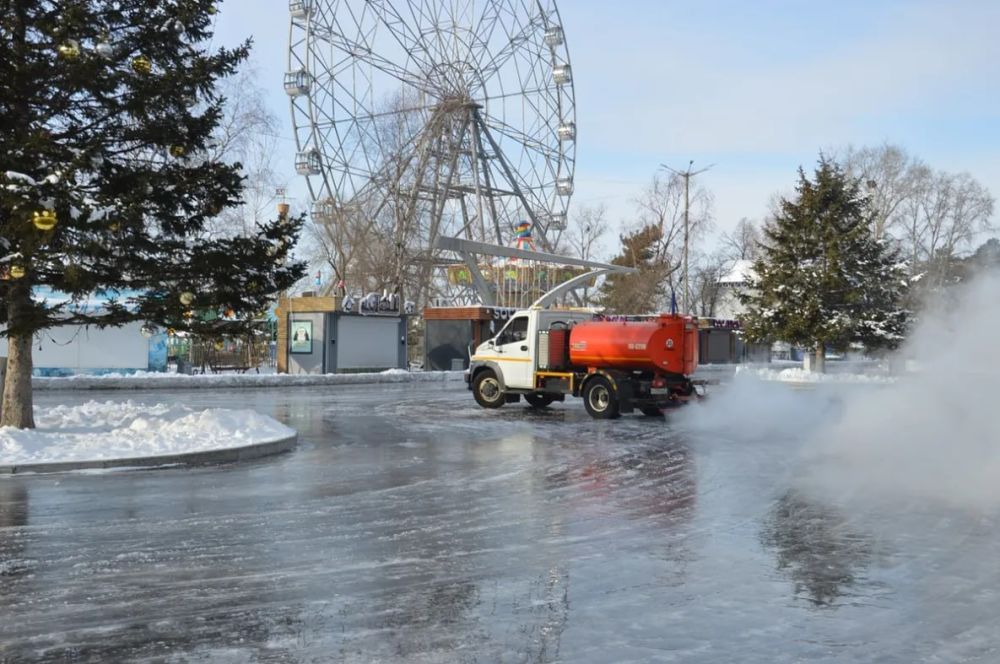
left=285, top=0, right=576, bottom=253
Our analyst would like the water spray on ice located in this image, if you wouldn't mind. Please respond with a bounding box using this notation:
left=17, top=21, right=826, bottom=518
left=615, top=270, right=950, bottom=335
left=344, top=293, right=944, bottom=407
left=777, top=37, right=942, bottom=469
left=803, top=273, right=1000, bottom=510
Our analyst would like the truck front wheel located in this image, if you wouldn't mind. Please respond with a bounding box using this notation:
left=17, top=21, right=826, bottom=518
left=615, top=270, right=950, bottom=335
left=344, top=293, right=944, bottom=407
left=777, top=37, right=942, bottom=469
left=473, top=369, right=505, bottom=409
left=583, top=376, right=620, bottom=419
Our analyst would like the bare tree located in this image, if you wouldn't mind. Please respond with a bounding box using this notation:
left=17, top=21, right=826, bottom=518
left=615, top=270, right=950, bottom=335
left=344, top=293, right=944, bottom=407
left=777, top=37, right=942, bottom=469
left=205, top=63, right=283, bottom=238
left=934, top=172, right=994, bottom=257
left=689, top=249, right=729, bottom=317
left=631, top=171, right=714, bottom=307
left=842, top=143, right=927, bottom=241
left=552, top=203, right=610, bottom=304
left=917, top=171, right=995, bottom=284
left=563, top=203, right=608, bottom=262
left=720, top=217, right=760, bottom=261
left=840, top=143, right=995, bottom=285
left=891, top=167, right=995, bottom=286
left=308, top=195, right=387, bottom=296
left=892, top=165, right=927, bottom=274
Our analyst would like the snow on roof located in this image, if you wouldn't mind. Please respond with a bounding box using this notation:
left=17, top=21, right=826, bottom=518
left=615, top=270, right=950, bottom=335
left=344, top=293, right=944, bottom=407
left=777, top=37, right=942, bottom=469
left=719, top=259, right=757, bottom=285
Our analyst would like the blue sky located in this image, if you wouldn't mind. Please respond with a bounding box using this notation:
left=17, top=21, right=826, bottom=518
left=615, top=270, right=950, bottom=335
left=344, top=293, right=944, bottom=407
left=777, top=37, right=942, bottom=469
left=213, top=0, right=1000, bottom=248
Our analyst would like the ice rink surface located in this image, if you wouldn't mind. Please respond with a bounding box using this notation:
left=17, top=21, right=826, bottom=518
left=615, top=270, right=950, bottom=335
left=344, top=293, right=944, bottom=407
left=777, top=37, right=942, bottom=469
left=2, top=382, right=998, bottom=663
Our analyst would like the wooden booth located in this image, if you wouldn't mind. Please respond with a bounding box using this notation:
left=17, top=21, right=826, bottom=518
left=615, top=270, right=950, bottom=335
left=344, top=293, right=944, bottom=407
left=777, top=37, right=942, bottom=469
left=697, top=318, right=771, bottom=364
left=423, top=306, right=519, bottom=371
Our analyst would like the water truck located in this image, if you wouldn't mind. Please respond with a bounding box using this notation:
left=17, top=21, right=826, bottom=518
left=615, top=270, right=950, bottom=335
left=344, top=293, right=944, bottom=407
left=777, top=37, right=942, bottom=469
left=466, top=308, right=700, bottom=418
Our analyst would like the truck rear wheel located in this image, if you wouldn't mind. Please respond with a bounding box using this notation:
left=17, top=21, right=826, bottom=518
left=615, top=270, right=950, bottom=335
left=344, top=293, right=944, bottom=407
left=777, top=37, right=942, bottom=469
left=472, top=369, right=505, bottom=409
left=583, top=376, right=620, bottom=419
left=525, top=393, right=555, bottom=409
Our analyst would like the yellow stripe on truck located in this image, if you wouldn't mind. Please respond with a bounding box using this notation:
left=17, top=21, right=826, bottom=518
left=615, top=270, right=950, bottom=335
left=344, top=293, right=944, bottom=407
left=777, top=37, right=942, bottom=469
left=472, top=356, right=533, bottom=363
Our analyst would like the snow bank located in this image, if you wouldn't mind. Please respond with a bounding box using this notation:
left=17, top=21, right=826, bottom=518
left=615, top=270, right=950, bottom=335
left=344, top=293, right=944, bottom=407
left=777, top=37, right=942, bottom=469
left=737, top=366, right=897, bottom=384
left=0, top=400, right=295, bottom=466
left=33, top=370, right=465, bottom=391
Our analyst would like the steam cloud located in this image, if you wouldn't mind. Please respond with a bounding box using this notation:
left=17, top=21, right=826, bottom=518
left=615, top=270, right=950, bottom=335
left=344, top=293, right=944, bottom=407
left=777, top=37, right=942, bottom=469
left=680, top=273, right=1000, bottom=511
left=805, top=273, right=1000, bottom=510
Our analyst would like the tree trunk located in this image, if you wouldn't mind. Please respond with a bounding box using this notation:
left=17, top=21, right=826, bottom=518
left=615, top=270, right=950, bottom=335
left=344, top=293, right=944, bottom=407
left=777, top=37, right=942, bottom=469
left=1, top=332, right=34, bottom=429
left=1, top=285, right=35, bottom=429
left=813, top=342, right=826, bottom=375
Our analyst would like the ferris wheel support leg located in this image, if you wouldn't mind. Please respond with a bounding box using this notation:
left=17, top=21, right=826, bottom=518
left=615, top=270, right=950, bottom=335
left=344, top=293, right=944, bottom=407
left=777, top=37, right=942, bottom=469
left=469, top=115, right=504, bottom=245
left=419, top=121, right=471, bottom=304
left=472, top=108, right=551, bottom=252
left=393, top=112, right=445, bottom=303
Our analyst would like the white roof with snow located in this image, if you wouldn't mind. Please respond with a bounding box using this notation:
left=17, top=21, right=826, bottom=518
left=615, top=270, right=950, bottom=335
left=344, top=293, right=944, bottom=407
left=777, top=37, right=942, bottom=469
left=719, top=259, right=757, bottom=285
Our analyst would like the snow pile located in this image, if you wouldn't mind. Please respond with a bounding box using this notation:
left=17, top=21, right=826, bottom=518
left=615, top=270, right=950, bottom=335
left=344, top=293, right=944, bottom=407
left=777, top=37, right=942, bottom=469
left=33, top=369, right=466, bottom=391
left=0, top=400, right=294, bottom=466
left=738, top=366, right=896, bottom=384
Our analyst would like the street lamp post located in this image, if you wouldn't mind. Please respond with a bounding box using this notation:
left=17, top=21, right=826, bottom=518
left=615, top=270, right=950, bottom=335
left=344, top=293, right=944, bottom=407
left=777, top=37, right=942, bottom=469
left=660, top=160, right=713, bottom=314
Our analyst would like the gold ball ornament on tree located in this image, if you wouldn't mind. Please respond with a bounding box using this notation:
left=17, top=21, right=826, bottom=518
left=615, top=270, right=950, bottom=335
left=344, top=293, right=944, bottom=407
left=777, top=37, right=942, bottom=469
left=9, top=265, right=26, bottom=279
left=32, top=210, right=57, bottom=231
left=213, top=339, right=224, bottom=351
left=169, top=145, right=186, bottom=158
left=179, top=291, right=195, bottom=306
left=131, top=55, right=152, bottom=74
left=207, top=4, right=218, bottom=14
left=57, top=39, right=81, bottom=60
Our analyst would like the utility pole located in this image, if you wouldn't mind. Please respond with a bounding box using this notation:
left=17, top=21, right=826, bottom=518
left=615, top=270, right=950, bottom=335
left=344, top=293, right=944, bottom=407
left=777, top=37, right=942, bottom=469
left=660, top=160, right=713, bottom=314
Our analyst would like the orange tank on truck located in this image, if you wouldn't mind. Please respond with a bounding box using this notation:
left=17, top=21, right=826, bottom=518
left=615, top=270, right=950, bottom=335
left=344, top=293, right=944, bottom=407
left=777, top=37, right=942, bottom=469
left=567, top=314, right=698, bottom=374
left=466, top=309, right=707, bottom=419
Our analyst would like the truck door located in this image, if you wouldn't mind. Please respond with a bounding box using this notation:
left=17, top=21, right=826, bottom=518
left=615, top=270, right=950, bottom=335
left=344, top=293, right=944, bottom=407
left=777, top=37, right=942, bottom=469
left=493, top=314, right=534, bottom=389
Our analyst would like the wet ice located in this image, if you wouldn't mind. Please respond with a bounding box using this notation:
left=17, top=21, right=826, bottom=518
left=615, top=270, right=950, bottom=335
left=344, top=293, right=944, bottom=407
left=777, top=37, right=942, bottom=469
left=0, top=382, right=998, bottom=662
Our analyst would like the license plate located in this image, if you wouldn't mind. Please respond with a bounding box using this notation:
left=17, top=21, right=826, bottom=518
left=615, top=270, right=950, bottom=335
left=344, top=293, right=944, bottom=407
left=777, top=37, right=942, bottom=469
left=650, top=387, right=669, bottom=395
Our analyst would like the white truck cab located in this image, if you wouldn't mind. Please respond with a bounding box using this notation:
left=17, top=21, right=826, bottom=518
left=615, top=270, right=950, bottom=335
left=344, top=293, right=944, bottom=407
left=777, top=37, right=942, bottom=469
left=467, top=307, right=594, bottom=400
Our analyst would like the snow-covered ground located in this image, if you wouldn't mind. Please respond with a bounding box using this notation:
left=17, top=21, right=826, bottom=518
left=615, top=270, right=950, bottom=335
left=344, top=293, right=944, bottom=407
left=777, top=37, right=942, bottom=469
left=0, top=400, right=294, bottom=466
left=30, top=363, right=898, bottom=390
left=33, top=368, right=465, bottom=391
left=737, top=365, right=897, bottom=384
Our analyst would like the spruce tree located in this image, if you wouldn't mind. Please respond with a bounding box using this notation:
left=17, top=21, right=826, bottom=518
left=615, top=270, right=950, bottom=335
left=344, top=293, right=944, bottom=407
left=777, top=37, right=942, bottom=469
left=597, top=225, right=671, bottom=314
left=740, top=158, right=908, bottom=370
left=0, top=0, right=305, bottom=427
